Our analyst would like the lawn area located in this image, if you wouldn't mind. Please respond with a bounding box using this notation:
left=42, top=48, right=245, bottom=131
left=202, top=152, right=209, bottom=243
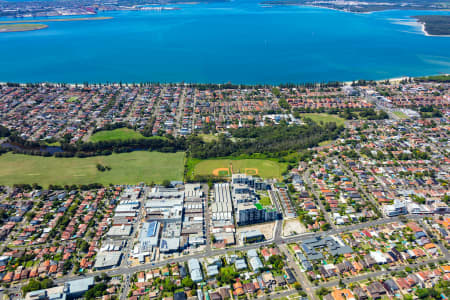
left=318, top=140, right=333, bottom=147
left=44, top=141, right=61, bottom=147
left=198, top=134, right=219, bottom=143
left=393, top=111, right=408, bottom=119
left=0, top=151, right=184, bottom=187
left=89, top=128, right=159, bottom=142
left=259, top=196, right=272, bottom=206
left=193, top=159, right=287, bottom=179
left=301, top=113, right=345, bottom=126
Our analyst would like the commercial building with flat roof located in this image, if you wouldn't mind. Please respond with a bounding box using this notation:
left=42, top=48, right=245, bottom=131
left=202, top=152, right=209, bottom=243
left=94, top=251, right=122, bottom=270
left=139, top=221, right=161, bottom=251
left=25, top=277, right=95, bottom=300
left=106, top=224, right=132, bottom=237
left=211, top=183, right=235, bottom=245
left=146, top=186, right=184, bottom=252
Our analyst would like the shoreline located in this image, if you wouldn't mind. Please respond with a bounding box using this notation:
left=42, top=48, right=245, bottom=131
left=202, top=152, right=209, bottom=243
left=257, top=3, right=448, bottom=15
left=259, top=3, right=371, bottom=14
left=418, top=21, right=450, bottom=37
left=0, top=74, right=447, bottom=88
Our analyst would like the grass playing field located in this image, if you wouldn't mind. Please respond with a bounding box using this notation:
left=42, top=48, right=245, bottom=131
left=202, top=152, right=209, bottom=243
left=193, top=159, right=287, bottom=179
left=89, top=128, right=162, bottom=142
left=393, top=111, right=408, bottom=119
left=301, top=113, right=345, bottom=126
left=0, top=151, right=184, bottom=187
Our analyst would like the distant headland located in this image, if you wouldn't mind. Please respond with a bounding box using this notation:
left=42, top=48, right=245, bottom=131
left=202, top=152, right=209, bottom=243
left=413, top=15, right=450, bottom=37
left=260, top=0, right=448, bottom=13
left=0, top=17, right=113, bottom=33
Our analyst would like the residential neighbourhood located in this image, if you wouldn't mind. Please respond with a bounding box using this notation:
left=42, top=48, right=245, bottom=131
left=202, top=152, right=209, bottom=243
left=0, top=78, right=448, bottom=300
left=1, top=79, right=447, bottom=142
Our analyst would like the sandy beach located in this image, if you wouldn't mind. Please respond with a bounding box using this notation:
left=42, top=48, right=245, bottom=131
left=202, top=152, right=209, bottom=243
left=1, top=74, right=447, bottom=87
left=418, top=22, right=450, bottom=37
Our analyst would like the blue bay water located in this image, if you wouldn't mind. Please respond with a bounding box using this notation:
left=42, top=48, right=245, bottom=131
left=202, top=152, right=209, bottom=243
left=0, top=0, right=449, bottom=84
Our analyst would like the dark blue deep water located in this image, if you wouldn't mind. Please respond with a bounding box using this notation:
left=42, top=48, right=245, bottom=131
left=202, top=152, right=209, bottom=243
left=0, top=0, right=449, bottom=84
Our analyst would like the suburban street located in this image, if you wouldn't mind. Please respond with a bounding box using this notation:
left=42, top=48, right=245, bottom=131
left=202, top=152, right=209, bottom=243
left=280, top=244, right=317, bottom=300
left=302, top=168, right=337, bottom=229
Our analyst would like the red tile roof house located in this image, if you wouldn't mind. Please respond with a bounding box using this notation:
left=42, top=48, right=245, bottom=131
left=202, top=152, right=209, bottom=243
left=261, top=249, right=271, bottom=261
left=3, top=272, right=12, bottom=283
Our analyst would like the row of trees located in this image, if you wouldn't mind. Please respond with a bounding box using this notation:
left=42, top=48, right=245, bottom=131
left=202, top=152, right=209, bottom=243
left=60, top=137, right=185, bottom=154
left=21, top=278, right=54, bottom=295
left=339, top=108, right=389, bottom=120
left=2, top=80, right=342, bottom=90
left=3, top=119, right=342, bottom=160
left=186, top=121, right=343, bottom=159
left=0, top=125, right=10, bottom=137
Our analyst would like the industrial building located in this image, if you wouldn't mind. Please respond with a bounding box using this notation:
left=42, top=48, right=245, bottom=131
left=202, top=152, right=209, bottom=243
left=146, top=186, right=184, bottom=253
left=106, top=224, right=132, bottom=237
left=139, top=221, right=161, bottom=251
left=211, top=183, right=235, bottom=245
left=94, top=251, right=122, bottom=270
left=182, top=184, right=206, bottom=247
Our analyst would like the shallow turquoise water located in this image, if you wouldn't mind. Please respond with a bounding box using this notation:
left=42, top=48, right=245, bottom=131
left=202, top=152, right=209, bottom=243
left=0, top=0, right=449, bottom=84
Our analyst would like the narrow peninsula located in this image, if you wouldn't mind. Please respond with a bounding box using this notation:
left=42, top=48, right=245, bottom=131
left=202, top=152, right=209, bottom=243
left=0, top=23, right=48, bottom=33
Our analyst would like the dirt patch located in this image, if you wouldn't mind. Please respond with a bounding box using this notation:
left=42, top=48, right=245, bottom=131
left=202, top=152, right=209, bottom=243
left=282, top=219, right=306, bottom=237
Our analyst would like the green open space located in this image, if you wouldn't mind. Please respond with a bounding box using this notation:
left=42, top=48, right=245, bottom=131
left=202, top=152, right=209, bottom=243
left=393, top=111, right=408, bottom=119
left=193, top=158, right=287, bottom=179
left=67, top=96, right=79, bottom=102
left=89, top=128, right=162, bottom=142
left=301, top=113, right=345, bottom=126
left=259, top=196, right=272, bottom=206
left=318, top=140, right=333, bottom=147
left=218, top=170, right=230, bottom=176
left=44, top=141, right=61, bottom=147
left=198, top=134, right=219, bottom=143
left=255, top=203, right=263, bottom=210
left=0, top=151, right=184, bottom=187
